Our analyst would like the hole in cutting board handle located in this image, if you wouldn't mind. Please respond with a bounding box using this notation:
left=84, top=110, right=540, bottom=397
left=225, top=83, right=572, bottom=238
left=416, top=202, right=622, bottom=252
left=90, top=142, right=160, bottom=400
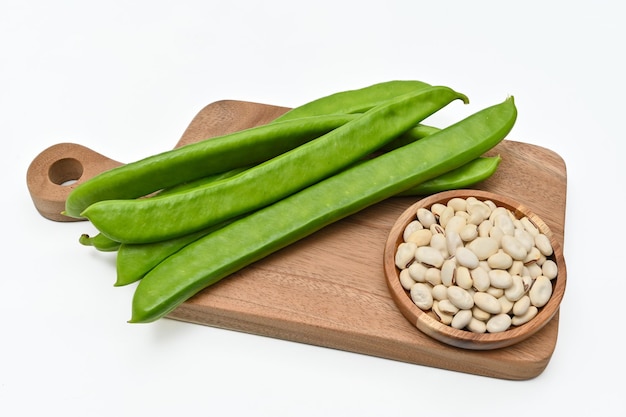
left=48, top=157, right=84, bottom=186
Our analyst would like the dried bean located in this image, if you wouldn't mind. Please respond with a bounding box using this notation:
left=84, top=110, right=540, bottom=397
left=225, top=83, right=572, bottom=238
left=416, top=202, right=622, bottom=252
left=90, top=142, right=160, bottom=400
left=488, top=249, right=513, bottom=270
left=403, top=220, right=423, bottom=241
left=542, top=259, right=558, bottom=279
left=411, top=283, right=434, bottom=310
left=455, top=266, right=473, bottom=289
left=417, top=207, right=436, bottom=228
left=511, top=306, right=538, bottom=326
left=425, top=267, right=442, bottom=286
left=529, top=275, right=552, bottom=307
left=467, top=317, right=487, bottom=333
left=489, top=269, right=513, bottom=289
left=486, top=313, right=512, bottom=333
left=455, top=246, right=479, bottom=269
left=399, top=269, right=416, bottom=290
left=447, top=286, right=474, bottom=310
left=473, top=292, right=501, bottom=314
left=451, top=309, right=473, bottom=329
left=535, top=233, right=554, bottom=256
left=407, top=229, right=433, bottom=246
left=466, top=236, right=499, bottom=260
left=416, top=246, right=445, bottom=268
left=441, top=259, right=456, bottom=287
left=395, top=242, right=417, bottom=268
left=408, top=262, right=427, bottom=282
left=432, top=284, right=448, bottom=301
left=512, top=295, right=531, bottom=316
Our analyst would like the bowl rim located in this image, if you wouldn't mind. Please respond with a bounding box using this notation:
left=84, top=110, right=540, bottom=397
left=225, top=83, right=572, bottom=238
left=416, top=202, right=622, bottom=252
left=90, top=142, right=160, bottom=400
left=384, top=189, right=567, bottom=350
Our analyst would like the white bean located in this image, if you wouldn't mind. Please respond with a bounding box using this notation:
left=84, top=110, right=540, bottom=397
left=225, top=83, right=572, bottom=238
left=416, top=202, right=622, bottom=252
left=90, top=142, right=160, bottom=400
left=445, top=214, right=467, bottom=234
left=431, top=284, right=448, bottom=301
left=417, top=207, right=436, bottom=228
left=472, top=306, right=491, bottom=322
left=455, top=266, right=473, bottom=290
left=406, top=228, right=432, bottom=246
left=395, top=242, right=417, bottom=269
left=487, top=313, right=512, bottom=333
left=455, top=246, right=480, bottom=269
left=473, top=292, right=501, bottom=314
left=535, top=233, right=554, bottom=256
left=504, top=274, right=525, bottom=302
left=425, top=267, right=442, bottom=286
left=410, top=283, right=433, bottom=310
left=416, top=246, right=444, bottom=268
left=438, top=299, right=460, bottom=315
left=459, top=223, right=479, bottom=242
left=446, top=230, right=463, bottom=257
left=466, top=237, right=499, bottom=260
left=441, top=259, right=456, bottom=287
left=408, top=262, right=428, bottom=282
left=493, top=212, right=515, bottom=236
left=439, top=205, right=455, bottom=228
left=520, top=217, right=539, bottom=236
left=447, top=197, right=467, bottom=212
left=447, top=286, right=474, bottom=310
left=512, top=295, right=531, bottom=316
left=467, top=317, right=487, bottom=333
left=403, top=220, right=423, bottom=242
left=433, top=301, right=454, bottom=325
left=512, top=306, right=538, bottom=326
left=470, top=267, right=491, bottom=292
left=487, top=249, right=513, bottom=270
left=489, top=269, right=513, bottom=289
left=451, top=309, right=473, bottom=330
left=529, top=276, right=552, bottom=307
left=501, top=235, right=528, bottom=261
left=542, top=259, right=558, bottom=279
left=399, top=268, right=416, bottom=290
left=498, top=295, right=514, bottom=315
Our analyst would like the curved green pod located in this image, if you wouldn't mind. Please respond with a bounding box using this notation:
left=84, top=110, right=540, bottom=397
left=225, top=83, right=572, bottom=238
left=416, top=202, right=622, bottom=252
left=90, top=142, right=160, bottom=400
left=83, top=86, right=468, bottom=244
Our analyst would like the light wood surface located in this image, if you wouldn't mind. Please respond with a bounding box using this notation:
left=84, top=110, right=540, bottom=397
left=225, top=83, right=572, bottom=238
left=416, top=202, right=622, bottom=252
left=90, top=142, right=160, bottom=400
left=27, top=100, right=568, bottom=380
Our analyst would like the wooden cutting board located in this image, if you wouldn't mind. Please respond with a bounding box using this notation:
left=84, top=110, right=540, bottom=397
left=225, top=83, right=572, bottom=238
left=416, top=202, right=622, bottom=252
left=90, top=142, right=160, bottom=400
left=162, top=100, right=568, bottom=381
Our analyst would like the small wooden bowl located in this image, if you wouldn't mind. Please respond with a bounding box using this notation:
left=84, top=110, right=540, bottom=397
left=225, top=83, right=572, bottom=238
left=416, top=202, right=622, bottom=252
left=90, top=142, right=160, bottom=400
left=384, top=189, right=566, bottom=350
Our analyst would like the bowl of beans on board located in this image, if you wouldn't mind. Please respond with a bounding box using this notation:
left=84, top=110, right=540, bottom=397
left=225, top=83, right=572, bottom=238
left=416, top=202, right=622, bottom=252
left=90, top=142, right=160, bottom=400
left=384, top=189, right=566, bottom=350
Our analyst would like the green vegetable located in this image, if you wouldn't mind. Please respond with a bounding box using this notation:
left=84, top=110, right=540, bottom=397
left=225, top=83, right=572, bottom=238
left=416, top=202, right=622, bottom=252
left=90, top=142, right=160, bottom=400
left=272, top=80, right=431, bottom=122
left=399, top=155, right=501, bottom=195
left=64, top=113, right=358, bottom=218
left=82, top=86, right=468, bottom=244
left=78, top=233, right=120, bottom=252
left=113, top=155, right=500, bottom=284
left=129, top=96, right=517, bottom=323
left=115, top=219, right=237, bottom=286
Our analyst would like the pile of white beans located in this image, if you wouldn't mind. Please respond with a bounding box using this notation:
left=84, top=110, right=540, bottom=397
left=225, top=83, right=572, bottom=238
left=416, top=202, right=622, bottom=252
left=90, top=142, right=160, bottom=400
left=394, top=196, right=558, bottom=334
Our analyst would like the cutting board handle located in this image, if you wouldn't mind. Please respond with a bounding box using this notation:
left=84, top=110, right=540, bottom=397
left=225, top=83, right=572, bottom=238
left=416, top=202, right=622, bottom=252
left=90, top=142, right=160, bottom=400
left=26, top=143, right=122, bottom=222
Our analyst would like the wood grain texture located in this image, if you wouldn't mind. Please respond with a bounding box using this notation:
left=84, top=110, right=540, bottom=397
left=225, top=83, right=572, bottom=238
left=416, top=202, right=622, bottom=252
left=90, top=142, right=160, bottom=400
left=166, top=100, right=568, bottom=380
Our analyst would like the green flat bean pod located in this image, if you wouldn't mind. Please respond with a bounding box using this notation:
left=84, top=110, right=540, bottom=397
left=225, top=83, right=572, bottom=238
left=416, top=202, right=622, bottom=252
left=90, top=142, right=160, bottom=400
left=398, top=155, right=501, bottom=196
left=115, top=218, right=238, bottom=286
left=271, top=80, right=431, bottom=122
left=113, top=155, right=499, bottom=282
left=64, top=113, right=358, bottom=218
left=83, top=86, right=468, bottom=244
left=129, top=96, right=517, bottom=323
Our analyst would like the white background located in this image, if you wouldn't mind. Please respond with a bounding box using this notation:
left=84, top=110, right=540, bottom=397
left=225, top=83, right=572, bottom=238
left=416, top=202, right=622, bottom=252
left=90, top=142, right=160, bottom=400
left=2, top=1, right=624, bottom=415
